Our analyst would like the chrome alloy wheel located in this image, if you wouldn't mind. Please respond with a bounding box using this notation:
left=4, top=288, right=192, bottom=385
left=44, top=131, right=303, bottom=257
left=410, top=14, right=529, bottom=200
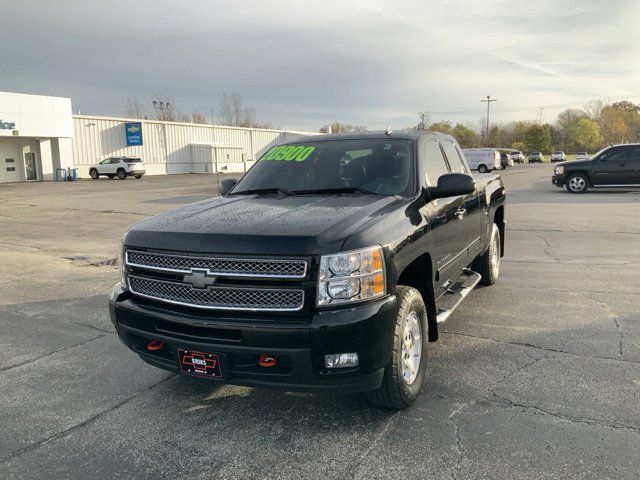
left=568, top=176, right=586, bottom=192
left=490, top=229, right=500, bottom=277
left=401, top=311, right=422, bottom=385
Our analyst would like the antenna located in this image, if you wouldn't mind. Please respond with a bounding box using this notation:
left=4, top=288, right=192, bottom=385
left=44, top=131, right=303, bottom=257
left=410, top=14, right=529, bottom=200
left=385, top=124, right=392, bottom=136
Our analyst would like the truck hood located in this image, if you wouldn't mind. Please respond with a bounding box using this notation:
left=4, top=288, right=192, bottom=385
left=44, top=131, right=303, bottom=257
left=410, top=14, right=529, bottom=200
left=125, top=194, right=403, bottom=255
left=555, top=160, right=589, bottom=168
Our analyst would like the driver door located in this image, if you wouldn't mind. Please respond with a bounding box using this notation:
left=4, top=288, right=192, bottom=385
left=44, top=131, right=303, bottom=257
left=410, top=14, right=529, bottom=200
left=591, top=147, right=632, bottom=185
left=420, top=139, right=469, bottom=298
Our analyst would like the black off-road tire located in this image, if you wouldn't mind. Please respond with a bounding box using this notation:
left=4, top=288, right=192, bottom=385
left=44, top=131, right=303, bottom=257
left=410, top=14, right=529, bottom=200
left=366, top=286, right=428, bottom=410
left=473, top=223, right=501, bottom=286
left=89, top=169, right=99, bottom=180
left=117, top=169, right=127, bottom=180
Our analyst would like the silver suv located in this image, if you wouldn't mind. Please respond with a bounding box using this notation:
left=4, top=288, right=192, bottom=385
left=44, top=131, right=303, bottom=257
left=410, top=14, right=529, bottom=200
left=550, top=151, right=566, bottom=163
left=528, top=152, right=543, bottom=163
left=89, top=157, right=145, bottom=180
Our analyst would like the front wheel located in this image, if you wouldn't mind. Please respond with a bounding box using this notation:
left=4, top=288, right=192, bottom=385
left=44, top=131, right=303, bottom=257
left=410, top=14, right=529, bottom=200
left=473, top=223, right=501, bottom=285
left=89, top=169, right=99, bottom=180
left=366, top=286, right=428, bottom=410
left=566, top=173, right=588, bottom=193
left=478, top=164, right=488, bottom=173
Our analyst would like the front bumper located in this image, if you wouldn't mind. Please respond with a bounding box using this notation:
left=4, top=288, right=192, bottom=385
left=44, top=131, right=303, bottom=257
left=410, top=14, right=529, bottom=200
left=552, top=173, right=566, bottom=186
left=109, top=283, right=396, bottom=393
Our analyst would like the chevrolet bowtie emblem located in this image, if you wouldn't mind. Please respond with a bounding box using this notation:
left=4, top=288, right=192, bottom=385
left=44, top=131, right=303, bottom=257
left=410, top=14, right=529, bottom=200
left=183, top=270, right=217, bottom=289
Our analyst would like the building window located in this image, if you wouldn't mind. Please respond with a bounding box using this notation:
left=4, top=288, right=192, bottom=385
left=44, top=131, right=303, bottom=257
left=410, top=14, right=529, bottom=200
left=6, top=166, right=15, bottom=172
left=5, top=158, right=14, bottom=163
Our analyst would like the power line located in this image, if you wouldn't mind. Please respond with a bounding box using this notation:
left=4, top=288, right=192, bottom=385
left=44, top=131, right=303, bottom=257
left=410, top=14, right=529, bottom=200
left=364, top=91, right=640, bottom=127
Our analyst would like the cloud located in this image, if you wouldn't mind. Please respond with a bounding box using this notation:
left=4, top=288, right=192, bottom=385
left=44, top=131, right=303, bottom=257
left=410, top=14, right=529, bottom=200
left=0, top=0, right=638, bottom=130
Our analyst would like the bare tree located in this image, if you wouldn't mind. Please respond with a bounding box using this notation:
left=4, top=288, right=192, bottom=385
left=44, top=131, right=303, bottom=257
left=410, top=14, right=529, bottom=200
left=191, top=112, right=208, bottom=124
left=123, top=98, right=149, bottom=119
left=217, top=92, right=255, bottom=127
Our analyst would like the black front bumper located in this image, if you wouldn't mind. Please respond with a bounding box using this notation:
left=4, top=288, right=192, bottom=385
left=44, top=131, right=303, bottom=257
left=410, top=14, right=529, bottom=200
left=109, top=284, right=396, bottom=393
left=552, top=173, right=566, bottom=186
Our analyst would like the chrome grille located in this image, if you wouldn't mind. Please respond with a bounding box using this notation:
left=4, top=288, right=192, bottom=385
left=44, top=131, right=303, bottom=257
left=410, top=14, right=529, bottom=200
left=126, top=250, right=306, bottom=278
left=128, top=275, right=304, bottom=311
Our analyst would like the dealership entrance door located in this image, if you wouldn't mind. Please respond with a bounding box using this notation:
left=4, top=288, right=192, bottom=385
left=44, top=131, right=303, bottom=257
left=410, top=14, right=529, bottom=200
left=24, top=152, right=37, bottom=180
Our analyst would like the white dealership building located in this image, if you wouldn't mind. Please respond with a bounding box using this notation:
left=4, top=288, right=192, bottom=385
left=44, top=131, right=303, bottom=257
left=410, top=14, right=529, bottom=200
left=0, top=90, right=312, bottom=183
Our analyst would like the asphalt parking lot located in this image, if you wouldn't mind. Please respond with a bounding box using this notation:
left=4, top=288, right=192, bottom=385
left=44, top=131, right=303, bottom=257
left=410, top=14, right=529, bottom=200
left=1, top=166, right=639, bottom=479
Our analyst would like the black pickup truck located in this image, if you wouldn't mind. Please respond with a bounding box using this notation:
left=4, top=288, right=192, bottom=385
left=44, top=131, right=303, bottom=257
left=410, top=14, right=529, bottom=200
left=110, top=131, right=506, bottom=409
left=552, top=144, right=640, bottom=193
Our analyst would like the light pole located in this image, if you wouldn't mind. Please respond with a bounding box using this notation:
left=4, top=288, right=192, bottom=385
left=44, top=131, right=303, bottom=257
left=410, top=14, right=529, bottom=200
left=152, top=101, right=170, bottom=170
left=480, top=95, right=497, bottom=147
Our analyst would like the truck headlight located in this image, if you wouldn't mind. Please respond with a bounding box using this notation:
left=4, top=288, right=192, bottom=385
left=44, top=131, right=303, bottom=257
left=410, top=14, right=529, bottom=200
left=555, top=166, right=564, bottom=175
left=318, top=246, right=385, bottom=306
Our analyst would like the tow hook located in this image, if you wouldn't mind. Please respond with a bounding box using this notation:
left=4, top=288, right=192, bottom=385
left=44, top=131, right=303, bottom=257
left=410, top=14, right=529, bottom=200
left=147, top=339, right=165, bottom=351
left=258, top=354, right=279, bottom=367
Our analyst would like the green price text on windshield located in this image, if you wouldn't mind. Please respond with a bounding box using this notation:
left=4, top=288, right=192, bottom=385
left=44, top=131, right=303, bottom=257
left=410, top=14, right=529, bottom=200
left=263, top=145, right=316, bottom=162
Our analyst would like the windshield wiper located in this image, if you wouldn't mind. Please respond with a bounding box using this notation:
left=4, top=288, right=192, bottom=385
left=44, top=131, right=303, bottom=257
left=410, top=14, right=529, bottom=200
left=294, top=187, right=378, bottom=195
left=230, top=187, right=296, bottom=196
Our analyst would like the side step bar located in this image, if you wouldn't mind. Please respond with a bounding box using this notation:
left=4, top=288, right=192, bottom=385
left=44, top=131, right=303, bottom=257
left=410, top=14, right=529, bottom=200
left=436, top=268, right=482, bottom=323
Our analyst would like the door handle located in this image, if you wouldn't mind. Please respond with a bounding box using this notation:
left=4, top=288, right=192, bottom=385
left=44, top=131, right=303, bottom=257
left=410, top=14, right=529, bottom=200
left=455, top=208, right=467, bottom=220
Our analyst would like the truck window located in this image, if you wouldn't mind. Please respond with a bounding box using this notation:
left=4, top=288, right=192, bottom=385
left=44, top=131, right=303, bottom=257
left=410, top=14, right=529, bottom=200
left=424, top=141, right=450, bottom=185
left=441, top=140, right=467, bottom=173
left=233, top=138, right=415, bottom=196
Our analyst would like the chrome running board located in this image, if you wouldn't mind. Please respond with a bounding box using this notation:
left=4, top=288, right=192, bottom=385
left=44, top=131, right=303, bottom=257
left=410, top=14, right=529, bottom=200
left=436, top=268, right=482, bottom=323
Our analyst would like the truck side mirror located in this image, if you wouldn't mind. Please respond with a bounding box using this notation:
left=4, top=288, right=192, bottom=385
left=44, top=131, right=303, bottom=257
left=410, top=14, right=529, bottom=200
left=220, top=179, right=238, bottom=196
left=427, top=173, right=475, bottom=200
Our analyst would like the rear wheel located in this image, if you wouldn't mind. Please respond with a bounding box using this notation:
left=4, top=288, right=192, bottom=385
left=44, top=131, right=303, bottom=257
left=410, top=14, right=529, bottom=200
left=478, top=164, right=488, bottom=173
left=566, top=173, right=588, bottom=193
left=473, top=223, right=501, bottom=285
left=117, top=168, right=127, bottom=180
left=89, top=169, right=99, bottom=180
left=134, top=174, right=142, bottom=179
left=366, top=286, right=428, bottom=410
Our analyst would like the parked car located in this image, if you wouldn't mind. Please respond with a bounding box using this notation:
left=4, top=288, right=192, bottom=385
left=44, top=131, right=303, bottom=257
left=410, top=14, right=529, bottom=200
left=462, top=148, right=502, bottom=173
left=510, top=150, right=525, bottom=163
left=551, top=151, right=566, bottom=162
left=552, top=143, right=640, bottom=193
left=89, top=157, right=145, bottom=180
left=110, top=131, right=506, bottom=410
left=528, top=152, right=543, bottom=163
left=575, top=152, right=590, bottom=161
left=500, top=151, right=514, bottom=168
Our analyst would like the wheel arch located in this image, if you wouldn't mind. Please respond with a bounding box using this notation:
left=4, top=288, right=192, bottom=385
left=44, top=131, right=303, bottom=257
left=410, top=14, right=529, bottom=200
left=566, top=170, right=592, bottom=186
left=396, top=253, right=438, bottom=342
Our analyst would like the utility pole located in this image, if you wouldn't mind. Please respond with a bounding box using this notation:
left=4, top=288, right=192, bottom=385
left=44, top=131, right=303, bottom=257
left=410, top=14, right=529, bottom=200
left=418, top=111, right=430, bottom=130
left=480, top=95, right=497, bottom=147
left=152, top=100, right=170, bottom=169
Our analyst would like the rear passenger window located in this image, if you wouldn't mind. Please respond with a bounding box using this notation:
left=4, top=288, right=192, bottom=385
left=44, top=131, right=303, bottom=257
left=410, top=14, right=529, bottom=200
left=424, top=141, right=450, bottom=185
left=441, top=141, right=467, bottom=173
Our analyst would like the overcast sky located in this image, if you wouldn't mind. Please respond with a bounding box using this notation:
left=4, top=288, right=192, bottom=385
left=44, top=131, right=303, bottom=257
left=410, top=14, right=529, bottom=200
left=2, top=0, right=639, bottom=130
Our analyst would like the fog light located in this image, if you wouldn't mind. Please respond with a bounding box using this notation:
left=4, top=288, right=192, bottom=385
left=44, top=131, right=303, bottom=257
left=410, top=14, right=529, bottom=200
left=324, top=353, right=359, bottom=369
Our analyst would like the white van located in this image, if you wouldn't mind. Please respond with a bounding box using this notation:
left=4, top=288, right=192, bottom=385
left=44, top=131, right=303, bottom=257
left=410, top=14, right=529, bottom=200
left=461, top=148, right=501, bottom=173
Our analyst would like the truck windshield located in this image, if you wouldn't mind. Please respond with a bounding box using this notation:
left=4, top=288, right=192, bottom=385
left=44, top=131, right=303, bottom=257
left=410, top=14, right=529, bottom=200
left=231, top=138, right=415, bottom=196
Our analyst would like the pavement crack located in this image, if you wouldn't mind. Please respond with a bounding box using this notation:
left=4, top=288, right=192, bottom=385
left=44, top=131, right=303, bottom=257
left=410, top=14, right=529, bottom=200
left=579, top=292, right=624, bottom=360
left=0, top=374, right=175, bottom=463
left=487, top=392, right=640, bottom=434
left=448, top=402, right=472, bottom=479
left=440, top=331, right=639, bottom=365
left=0, top=333, right=107, bottom=374
left=350, top=412, right=398, bottom=479
left=535, top=234, right=560, bottom=263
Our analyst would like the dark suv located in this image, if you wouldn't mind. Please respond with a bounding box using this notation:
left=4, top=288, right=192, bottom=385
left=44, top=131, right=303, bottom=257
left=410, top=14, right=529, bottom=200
left=552, top=144, right=640, bottom=193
